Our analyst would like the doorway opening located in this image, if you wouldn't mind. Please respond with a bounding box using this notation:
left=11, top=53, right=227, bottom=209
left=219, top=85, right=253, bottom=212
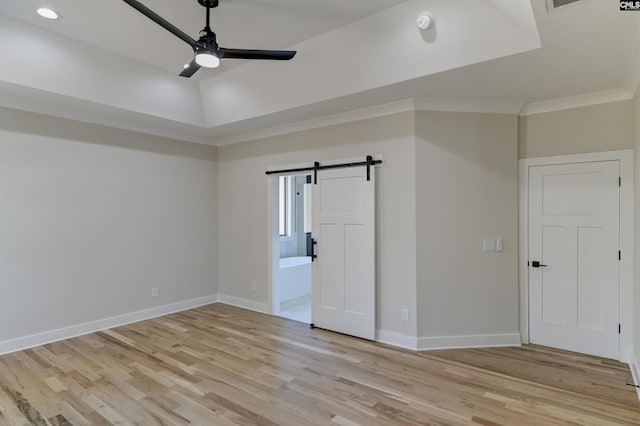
left=267, top=155, right=380, bottom=339
left=271, top=174, right=312, bottom=324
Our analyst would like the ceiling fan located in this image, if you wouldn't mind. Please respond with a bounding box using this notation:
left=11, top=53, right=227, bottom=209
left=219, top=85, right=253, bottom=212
left=122, top=0, right=297, bottom=78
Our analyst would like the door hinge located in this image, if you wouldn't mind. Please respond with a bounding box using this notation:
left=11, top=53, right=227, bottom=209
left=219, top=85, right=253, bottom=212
left=619, top=176, right=622, bottom=187
left=619, top=324, right=621, bottom=334
left=619, top=250, right=621, bottom=261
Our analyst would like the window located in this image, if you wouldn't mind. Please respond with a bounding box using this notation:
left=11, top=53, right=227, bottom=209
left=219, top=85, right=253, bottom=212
left=278, top=176, right=293, bottom=237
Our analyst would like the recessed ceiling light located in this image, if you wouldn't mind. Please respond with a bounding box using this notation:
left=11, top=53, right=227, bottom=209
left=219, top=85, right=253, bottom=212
left=36, top=7, right=60, bottom=20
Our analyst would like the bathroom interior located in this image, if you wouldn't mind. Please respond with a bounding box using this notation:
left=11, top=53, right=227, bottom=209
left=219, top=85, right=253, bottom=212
left=276, top=174, right=312, bottom=323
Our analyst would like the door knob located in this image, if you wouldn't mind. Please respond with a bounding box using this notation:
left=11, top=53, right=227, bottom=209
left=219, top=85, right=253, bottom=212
left=531, top=261, right=547, bottom=268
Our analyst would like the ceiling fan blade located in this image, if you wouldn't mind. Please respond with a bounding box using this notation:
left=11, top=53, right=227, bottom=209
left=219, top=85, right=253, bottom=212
left=122, top=0, right=200, bottom=49
left=179, top=59, right=201, bottom=78
left=220, top=48, right=297, bottom=61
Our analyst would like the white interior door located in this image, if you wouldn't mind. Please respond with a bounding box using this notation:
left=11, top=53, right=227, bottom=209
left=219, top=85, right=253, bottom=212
left=528, top=161, right=620, bottom=359
left=311, top=166, right=375, bottom=340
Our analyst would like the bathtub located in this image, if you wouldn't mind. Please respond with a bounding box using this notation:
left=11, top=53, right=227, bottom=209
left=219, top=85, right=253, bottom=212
left=278, top=256, right=311, bottom=302
left=280, top=256, right=311, bottom=269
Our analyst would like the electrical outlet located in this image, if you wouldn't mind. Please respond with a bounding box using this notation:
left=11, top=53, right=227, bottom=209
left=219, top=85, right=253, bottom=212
left=151, top=287, right=159, bottom=298
left=401, top=309, right=409, bottom=322
left=251, top=281, right=257, bottom=292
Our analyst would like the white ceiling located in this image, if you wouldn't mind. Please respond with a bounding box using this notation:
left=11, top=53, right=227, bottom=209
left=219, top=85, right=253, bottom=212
left=0, top=0, right=406, bottom=75
left=0, top=0, right=638, bottom=145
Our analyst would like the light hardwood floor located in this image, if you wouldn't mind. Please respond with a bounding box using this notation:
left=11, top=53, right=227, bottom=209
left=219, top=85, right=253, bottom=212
left=0, top=303, right=638, bottom=425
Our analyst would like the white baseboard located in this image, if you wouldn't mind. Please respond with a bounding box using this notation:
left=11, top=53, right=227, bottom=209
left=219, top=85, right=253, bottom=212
left=417, top=333, right=521, bottom=351
left=0, top=294, right=219, bottom=356
left=375, top=331, right=522, bottom=352
left=217, top=294, right=271, bottom=314
left=0, top=295, right=523, bottom=359
left=629, top=352, right=640, bottom=402
left=376, top=330, right=418, bottom=351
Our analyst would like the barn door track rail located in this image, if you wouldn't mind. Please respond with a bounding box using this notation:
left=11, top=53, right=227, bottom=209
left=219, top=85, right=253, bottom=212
left=265, top=155, right=383, bottom=183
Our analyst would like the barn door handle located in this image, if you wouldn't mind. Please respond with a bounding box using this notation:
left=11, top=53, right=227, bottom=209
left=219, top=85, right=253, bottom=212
left=311, top=238, right=318, bottom=262
left=531, top=261, right=547, bottom=268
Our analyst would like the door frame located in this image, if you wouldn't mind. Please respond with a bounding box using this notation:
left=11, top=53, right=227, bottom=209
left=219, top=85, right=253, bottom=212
left=518, top=149, right=633, bottom=362
left=267, top=173, right=280, bottom=316
left=266, top=156, right=383, bottom=318
left=267, top=170, right=309, bottom=316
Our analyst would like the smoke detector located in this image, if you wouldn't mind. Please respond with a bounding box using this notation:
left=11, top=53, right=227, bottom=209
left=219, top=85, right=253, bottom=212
left=417, top=13, right=434, bottom=31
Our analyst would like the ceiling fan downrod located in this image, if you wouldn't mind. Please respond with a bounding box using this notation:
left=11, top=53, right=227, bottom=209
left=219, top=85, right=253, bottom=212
left=198, top=0, right=218, bottom=32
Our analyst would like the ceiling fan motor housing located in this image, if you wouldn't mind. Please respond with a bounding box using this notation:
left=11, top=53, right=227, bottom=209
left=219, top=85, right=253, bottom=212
left=197, top=34, right=218, bottom=53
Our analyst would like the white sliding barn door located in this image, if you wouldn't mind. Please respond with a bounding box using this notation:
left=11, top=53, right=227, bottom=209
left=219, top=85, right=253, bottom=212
left=528, top=161, right=620, bottom=359
left=311, top=166, right=375, bottom=340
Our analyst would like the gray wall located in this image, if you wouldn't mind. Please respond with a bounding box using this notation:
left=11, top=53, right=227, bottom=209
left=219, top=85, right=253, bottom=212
left=0, top=107, right=218, bottom=343
left=217, top=112, right=419, bottom=339
left=519, top=100, right=634, bottom=159
left=218, top=109, right=521, bottom=344
left=415, top=111, right=519, bottom=340
left=5, top=98, right=634, bottom=355
left=0, top=105, right=522, bottom=348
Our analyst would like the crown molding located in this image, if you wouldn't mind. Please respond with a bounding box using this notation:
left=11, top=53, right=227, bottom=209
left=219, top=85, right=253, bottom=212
left=0, top=81, right=215, bottom=146
left=414, top=98, right=525, bottom=114
left=215, top=97, right=527, bottom=146
left=623, top=23, right=640, bottom=97
left=519, top=89, right=632, bottom=116
left=215, top=99, right=416, bottom=146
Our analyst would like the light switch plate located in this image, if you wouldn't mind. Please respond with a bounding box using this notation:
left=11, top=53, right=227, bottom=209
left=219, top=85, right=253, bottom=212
left=483, top=239, right=496, bottom=251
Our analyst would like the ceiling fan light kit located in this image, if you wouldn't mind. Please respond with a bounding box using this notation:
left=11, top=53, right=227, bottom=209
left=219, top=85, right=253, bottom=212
left=195, top=51, right=220, bottom=68
left=122, top=0, right=296, bottom=78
